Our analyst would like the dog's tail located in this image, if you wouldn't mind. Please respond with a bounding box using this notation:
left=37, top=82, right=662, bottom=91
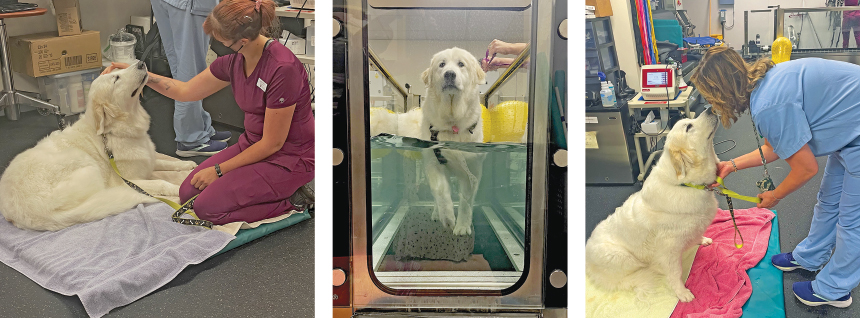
left=36, top=187, right=156, bottom=231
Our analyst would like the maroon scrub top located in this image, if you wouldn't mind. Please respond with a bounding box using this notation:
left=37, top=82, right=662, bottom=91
left=209, top=41, right=314, bottom=172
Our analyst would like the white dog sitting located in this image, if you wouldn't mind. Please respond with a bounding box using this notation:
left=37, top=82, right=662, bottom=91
left=585, top=110, right=721, bottom=302
left=0, top=61, right=197, bottom=231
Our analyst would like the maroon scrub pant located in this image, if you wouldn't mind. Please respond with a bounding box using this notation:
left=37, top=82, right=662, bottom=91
left=179, top=144, right=313, bottom=225
left=844, top=14, right=860, bottom=48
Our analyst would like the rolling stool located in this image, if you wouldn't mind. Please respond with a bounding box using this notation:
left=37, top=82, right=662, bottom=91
left=0, top=8, right=65, bottom=129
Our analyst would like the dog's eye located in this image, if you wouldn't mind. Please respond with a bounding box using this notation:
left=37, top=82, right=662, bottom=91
left=439, top=62, right=445, bottom=68
left=458, top=61, right=465, bottom=67
left=686, top=124, right=693, bottom=132
left=114, top=76, right=119, bottom=83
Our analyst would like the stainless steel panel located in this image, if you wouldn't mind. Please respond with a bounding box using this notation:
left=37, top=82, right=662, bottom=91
left=202, top=86, right=244, bottom=129
left=585, top=110, right=636, bottom=184
left=354, top=313, right=540, bottom=318
left=368, top=0, right=531, bottom=9
left=791, top=51, right=860, bottom=64
left=348, top=0, right=548, bottom=311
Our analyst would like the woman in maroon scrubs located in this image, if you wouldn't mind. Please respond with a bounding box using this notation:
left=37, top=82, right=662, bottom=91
left=103, top=0, right=314, bottom=224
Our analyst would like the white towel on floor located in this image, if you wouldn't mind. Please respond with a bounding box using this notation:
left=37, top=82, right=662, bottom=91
left=0, top=203, right=235, bottom=318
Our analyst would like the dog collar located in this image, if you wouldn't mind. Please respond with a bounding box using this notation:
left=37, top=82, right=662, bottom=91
left=683, top=177, right=761, bottom=204
left=426, top=121, right=479, bottom=165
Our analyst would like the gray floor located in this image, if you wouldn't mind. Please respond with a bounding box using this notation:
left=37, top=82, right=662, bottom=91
left=0, top=93, right=314, bottom=317
left=585, top=101, right=858, bottom=317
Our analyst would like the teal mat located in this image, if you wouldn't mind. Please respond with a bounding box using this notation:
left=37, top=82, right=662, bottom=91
left=741, top=211, right=786, bottom=318
left=211, top=211, right=312, bottom=258
left=654, top=19, right=684, bottom=47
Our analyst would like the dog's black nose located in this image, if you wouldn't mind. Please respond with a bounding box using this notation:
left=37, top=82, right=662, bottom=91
left=444, top=71, right=456, bottom=81
left=137, top=62, right=146, bottom=70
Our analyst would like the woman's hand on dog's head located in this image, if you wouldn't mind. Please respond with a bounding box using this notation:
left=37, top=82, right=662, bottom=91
left=101, top=62, right=131, bottom=75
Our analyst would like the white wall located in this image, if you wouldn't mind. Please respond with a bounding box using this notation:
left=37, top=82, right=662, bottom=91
left=2, top=0, right=152, bottom=113
left=683, top=0, right=846, bottom=50
left=610, top=0, right=643, bottom=90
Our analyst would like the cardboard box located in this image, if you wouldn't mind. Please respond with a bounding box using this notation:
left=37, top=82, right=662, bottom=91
left=586, top=0, right=613, bottom=17
left=281, top=32, right=306, bottom=55
left=10, top=30, right=102, bottom=78
left=52, top=0, right=83, bottom=36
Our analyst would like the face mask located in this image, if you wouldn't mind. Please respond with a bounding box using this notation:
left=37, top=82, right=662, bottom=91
left=228, top=39, right=246, bottom=54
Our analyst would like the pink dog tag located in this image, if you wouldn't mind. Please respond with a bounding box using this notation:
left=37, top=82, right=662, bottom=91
left=452, top=126, right=460, bottom=134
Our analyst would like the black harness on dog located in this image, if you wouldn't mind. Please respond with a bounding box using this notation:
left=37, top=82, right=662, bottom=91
left=428, top=121, right=478, bottom=165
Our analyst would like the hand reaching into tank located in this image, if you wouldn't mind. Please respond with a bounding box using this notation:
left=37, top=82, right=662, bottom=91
left=482, top=58, right=515, bottom=72
left=487, top=39, right=527, bottom=57
left=482, top=39, right=529, bottom=72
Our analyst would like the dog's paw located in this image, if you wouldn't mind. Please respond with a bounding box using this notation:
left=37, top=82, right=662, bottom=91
left=153, top=184, right=181, bottom=197
left=675, top=288, right=695, bottom=302
left=176, top=161, right=198, bottom=171
left=701, top=237, right=713, bottom=246
left=437, top=212, right=456, bottom=230
left=453, top=222, right=472, bottom=236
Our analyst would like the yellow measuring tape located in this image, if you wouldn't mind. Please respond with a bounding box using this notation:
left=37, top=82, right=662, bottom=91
left=684, top=177, right=762, bottom=204
left=685, top=177, right=760, bottom=249
left=102, top=134, right=212, bottom=229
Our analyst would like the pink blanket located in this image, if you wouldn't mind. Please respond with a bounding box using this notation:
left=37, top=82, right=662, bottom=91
left=670, top=208, right=775, bottom=318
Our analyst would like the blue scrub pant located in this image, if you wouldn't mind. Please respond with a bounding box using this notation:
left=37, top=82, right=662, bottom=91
left=793, top=150, right=860, bottom=299
left=150, top=0, right=215, bottom=147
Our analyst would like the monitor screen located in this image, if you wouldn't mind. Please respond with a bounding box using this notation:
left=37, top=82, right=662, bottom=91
left=646, top=71, right=669, bottom=86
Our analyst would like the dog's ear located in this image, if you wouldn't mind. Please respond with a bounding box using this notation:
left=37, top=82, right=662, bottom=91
left=421, top=67, right=432, bottom=86
left=474, top=60, right=486, bottom=83
left=89, top=97, right=124, bottom=135
left=668, top=146, right=697, bottom=179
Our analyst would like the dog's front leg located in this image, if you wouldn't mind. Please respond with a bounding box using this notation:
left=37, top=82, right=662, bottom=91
left=154, top=159, right=198, bottom=172
left=423, top=150, right=456, bottom=229
left=453, top=156, right=483, bottom=236
left=656, top=251, right=695, bottom=302
left=128, top=179, right=181, bottom=197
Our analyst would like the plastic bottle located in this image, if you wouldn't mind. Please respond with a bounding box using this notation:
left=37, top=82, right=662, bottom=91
left=598, top=72, right=616, bottom=107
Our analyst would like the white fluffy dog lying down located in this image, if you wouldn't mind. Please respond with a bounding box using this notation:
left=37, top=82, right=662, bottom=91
left=0, top=61, right=197, bottom=231
left=585, top=110, right=721, bottom=302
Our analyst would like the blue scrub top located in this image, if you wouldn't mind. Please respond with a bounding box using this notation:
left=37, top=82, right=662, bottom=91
left=750, top=58, right=860, bottom=160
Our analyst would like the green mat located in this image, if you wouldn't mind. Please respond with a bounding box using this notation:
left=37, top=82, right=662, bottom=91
left=211, top=211, right=312, bottom=258
left=741, top=211, right=786, bottom=318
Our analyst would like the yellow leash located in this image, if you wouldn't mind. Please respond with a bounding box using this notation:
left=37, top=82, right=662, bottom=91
left=103, top=135, right=212, bottom=229
left=684, top=177, right=759, bottom=249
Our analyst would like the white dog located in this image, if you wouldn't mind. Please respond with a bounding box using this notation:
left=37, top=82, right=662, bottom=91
left=585, top=110, right=720, bottom=302
left=0, top=61, right=197, bottom=231
left=415, top=47, right=488, bottom=236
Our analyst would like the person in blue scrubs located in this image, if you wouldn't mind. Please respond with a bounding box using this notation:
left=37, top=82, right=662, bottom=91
left=150, top=0, right=231, bottom=157
left=691, top=46, right=860, bottom=308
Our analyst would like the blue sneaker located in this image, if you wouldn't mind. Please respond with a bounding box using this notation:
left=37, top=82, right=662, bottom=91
left=175, top=140, right=228, bottom=157
left=211, top=131, right=232, bottom=142
left=793, top=281, right=852, bottom=308
left=772, top=252, right=805, bottom=272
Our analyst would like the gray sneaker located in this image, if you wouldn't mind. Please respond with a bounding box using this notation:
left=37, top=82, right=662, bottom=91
left=290, top=183, right=315, bottom=210
left=175, top=141, right=228, bottom=157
